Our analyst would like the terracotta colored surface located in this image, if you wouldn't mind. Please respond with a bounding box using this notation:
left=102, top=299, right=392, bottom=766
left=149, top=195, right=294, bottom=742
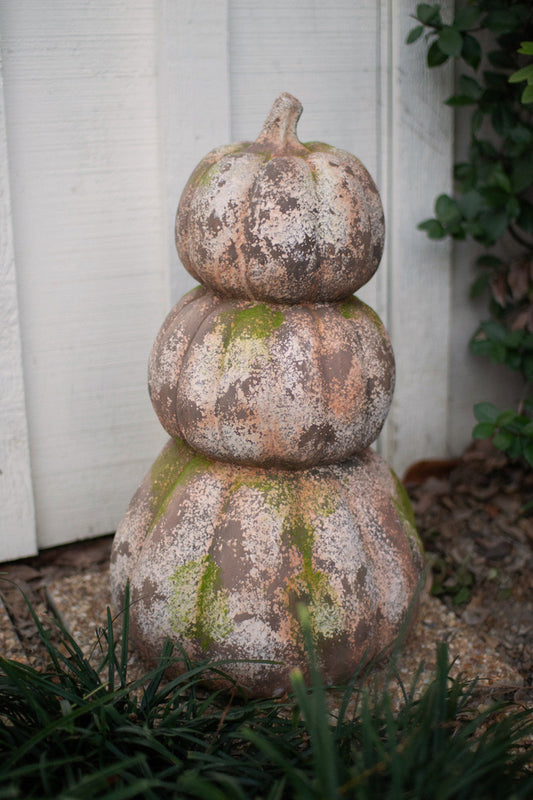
left=148, top=287, right=395, bottom=467
left=111, top=93, right=423, bottom=695
left=175, top=93, right=384, bottom=304
left=110, top=438, right=422, bottom=696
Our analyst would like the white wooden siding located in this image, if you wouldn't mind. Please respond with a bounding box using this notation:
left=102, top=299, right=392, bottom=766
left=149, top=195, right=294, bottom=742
left=0, top=0, right=474, bottom=561
left=0, top=49, right=36, bottom=560
left=0, top=1, right=169, bottom=552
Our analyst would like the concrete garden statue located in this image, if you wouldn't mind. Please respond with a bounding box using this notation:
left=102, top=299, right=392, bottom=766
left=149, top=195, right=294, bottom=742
left=110, top=93, right=423, bottom=696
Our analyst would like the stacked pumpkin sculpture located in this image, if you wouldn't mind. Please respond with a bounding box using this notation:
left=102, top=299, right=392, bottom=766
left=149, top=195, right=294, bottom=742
left=111, top=94, right=423, bottom=695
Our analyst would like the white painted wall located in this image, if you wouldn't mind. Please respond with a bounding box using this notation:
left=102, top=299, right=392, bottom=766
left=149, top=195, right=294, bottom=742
left=0, top=1, right=169, bottom=553
left=0, top=0, right=461, bottom=560
left=0, top=51, right=35, bottom=560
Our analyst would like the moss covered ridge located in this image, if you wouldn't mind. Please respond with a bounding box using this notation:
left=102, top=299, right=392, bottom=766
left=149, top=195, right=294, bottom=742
left=390, top=469, right=423, bottom=556
left=168, top=555, right=232, bottom=650
left=149, top=441, right=212, bottom=535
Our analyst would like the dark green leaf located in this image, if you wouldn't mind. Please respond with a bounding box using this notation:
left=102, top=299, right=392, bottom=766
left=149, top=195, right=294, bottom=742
left=472, top=422, right=496, bottom=439
left=478, top=209, right=508, bottom=242
left=455, top=161, right=476, bottom=185
left=496, top=409, right=518, bottom=427
left=523, top=334, right=533, bottom=353
left=489, top=165, right=512, bottom=194
left=474, top=138, right=498, bottom=158
left=453, top=586, right=471, bottom=605
left=507, top=436, right=524, bottom=459
left=471, top=339, right=494, bottom=359
left=438, top=26, right=463, bottom=57
left=523, top=421, right=533, bottom=436
left=490, top=342, right=508, bottom=362
left=481, top=187, right=509, bottom=209
left=491, top=105, right=517, bottom=138
left=509, top=125, right=532, bottom=145
left=461, top=34, right=482, bottom=69
left=512, top=157, right=533, bottom=194
left=476, top=255, right=503, bottom=269
left=474, top=402, right=499, bottom=424
left=504, top=330, right=526, bottom=349
left=470, top=108, right=483, bottom=135
left=506, top=196, right=520, bottom=219
left=435, top=194, right=462, bottom=226
left=488, top=49, right=515, bottom=69
left=524, top=440, right=533, bottom=466
left=481, top=320, right=507, bottom=342
left=470, top=272, right=491, bottom=299
left=427, top=40, right=449, bottom=67
left=459, top=75, right=483, bottom=100
left=483, top=10, right=520, bottom=33
left=506, top=351, right=523, bottom=370
left=463, top=220, right=486, bottom=238
left=416, top=3, right=441, bottom=25
left=483, top=70, right=510, bottom=91
left=418, top=218, right=446, bottom=238
left=454, top=7, right=480, bottom=31
left=517, top=200, right=533, bottom=234
left=406, top=25, right=425, bottom=44
left=459, top=190, right=484, bottom=220
left=493, top=430, right=514, bottom=451
left=446, top=94, right=475, bottom=106
left=524, top=354, right=533, bottom=382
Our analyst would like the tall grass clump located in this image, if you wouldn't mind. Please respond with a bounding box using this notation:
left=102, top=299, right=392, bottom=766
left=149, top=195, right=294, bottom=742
left=0, top=587, right=532, bottom=799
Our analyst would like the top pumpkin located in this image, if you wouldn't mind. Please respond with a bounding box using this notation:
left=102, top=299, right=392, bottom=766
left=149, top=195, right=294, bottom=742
left=175, top=93, right=385, bottom=303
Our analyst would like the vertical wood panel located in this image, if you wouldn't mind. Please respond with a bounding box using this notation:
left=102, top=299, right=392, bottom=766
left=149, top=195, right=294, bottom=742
left=383, top=0, right=454, bottom=474
left=1, top=0, right=169, bottom=549
left=227, top=0, right=384, bottom=319
left=0, top=48, right=36, bottom=559
left=159, top=0, right=231, bottom=304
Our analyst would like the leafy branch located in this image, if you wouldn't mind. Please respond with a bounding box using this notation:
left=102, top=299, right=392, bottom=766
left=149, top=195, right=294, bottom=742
left=407, top=2, right=533, bottom=466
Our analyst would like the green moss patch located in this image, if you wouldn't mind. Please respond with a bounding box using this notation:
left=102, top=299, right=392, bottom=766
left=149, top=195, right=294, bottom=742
left=149, top=444, right=211, bottom=534
left=168, top=555, right=232, bottom=650
left=390, top=469, right=423, bottom=555
left=221, top=304, right=284, bottom=347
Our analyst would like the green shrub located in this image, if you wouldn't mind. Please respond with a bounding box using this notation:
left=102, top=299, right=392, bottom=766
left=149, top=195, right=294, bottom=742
left=407, top=1, right=533, bottom=466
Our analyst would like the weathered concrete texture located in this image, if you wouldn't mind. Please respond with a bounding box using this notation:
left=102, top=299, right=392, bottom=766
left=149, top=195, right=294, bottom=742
left=148, top=287, right=395, bottom=468
left=110, top=437, right=422, bottom=696
left=175, top=93, right=384, bottom=304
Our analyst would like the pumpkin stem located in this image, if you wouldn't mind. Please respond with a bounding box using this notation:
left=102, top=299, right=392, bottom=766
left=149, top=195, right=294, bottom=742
left=253, top=93, right=308, bottom=155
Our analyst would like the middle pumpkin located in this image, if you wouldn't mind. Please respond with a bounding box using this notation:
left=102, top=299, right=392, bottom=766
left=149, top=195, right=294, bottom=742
left=149, top=286, right=395, bottom=468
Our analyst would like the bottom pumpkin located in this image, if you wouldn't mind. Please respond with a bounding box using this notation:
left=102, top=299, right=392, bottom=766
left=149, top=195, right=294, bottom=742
left=110, top=437, right=423, bottom=696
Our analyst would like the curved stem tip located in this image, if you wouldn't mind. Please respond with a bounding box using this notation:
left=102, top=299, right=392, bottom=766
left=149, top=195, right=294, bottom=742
left=254, top=93, right=307, bottom=155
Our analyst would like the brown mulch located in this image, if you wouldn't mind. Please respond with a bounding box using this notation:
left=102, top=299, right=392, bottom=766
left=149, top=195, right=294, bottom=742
left=0, top=536, right=113, bottom=667
left=404, top=439, right=533, bottom=685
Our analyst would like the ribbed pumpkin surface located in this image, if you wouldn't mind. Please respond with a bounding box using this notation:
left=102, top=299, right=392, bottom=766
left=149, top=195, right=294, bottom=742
left=148, top=287, right=395, bottom=468
left=110, top=437, right=422, bottom=695
left=175, top=93, right=384, bottom=303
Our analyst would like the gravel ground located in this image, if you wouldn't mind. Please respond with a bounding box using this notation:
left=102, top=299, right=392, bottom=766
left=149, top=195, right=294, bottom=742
left=1, top=443, right=531, bottom=707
